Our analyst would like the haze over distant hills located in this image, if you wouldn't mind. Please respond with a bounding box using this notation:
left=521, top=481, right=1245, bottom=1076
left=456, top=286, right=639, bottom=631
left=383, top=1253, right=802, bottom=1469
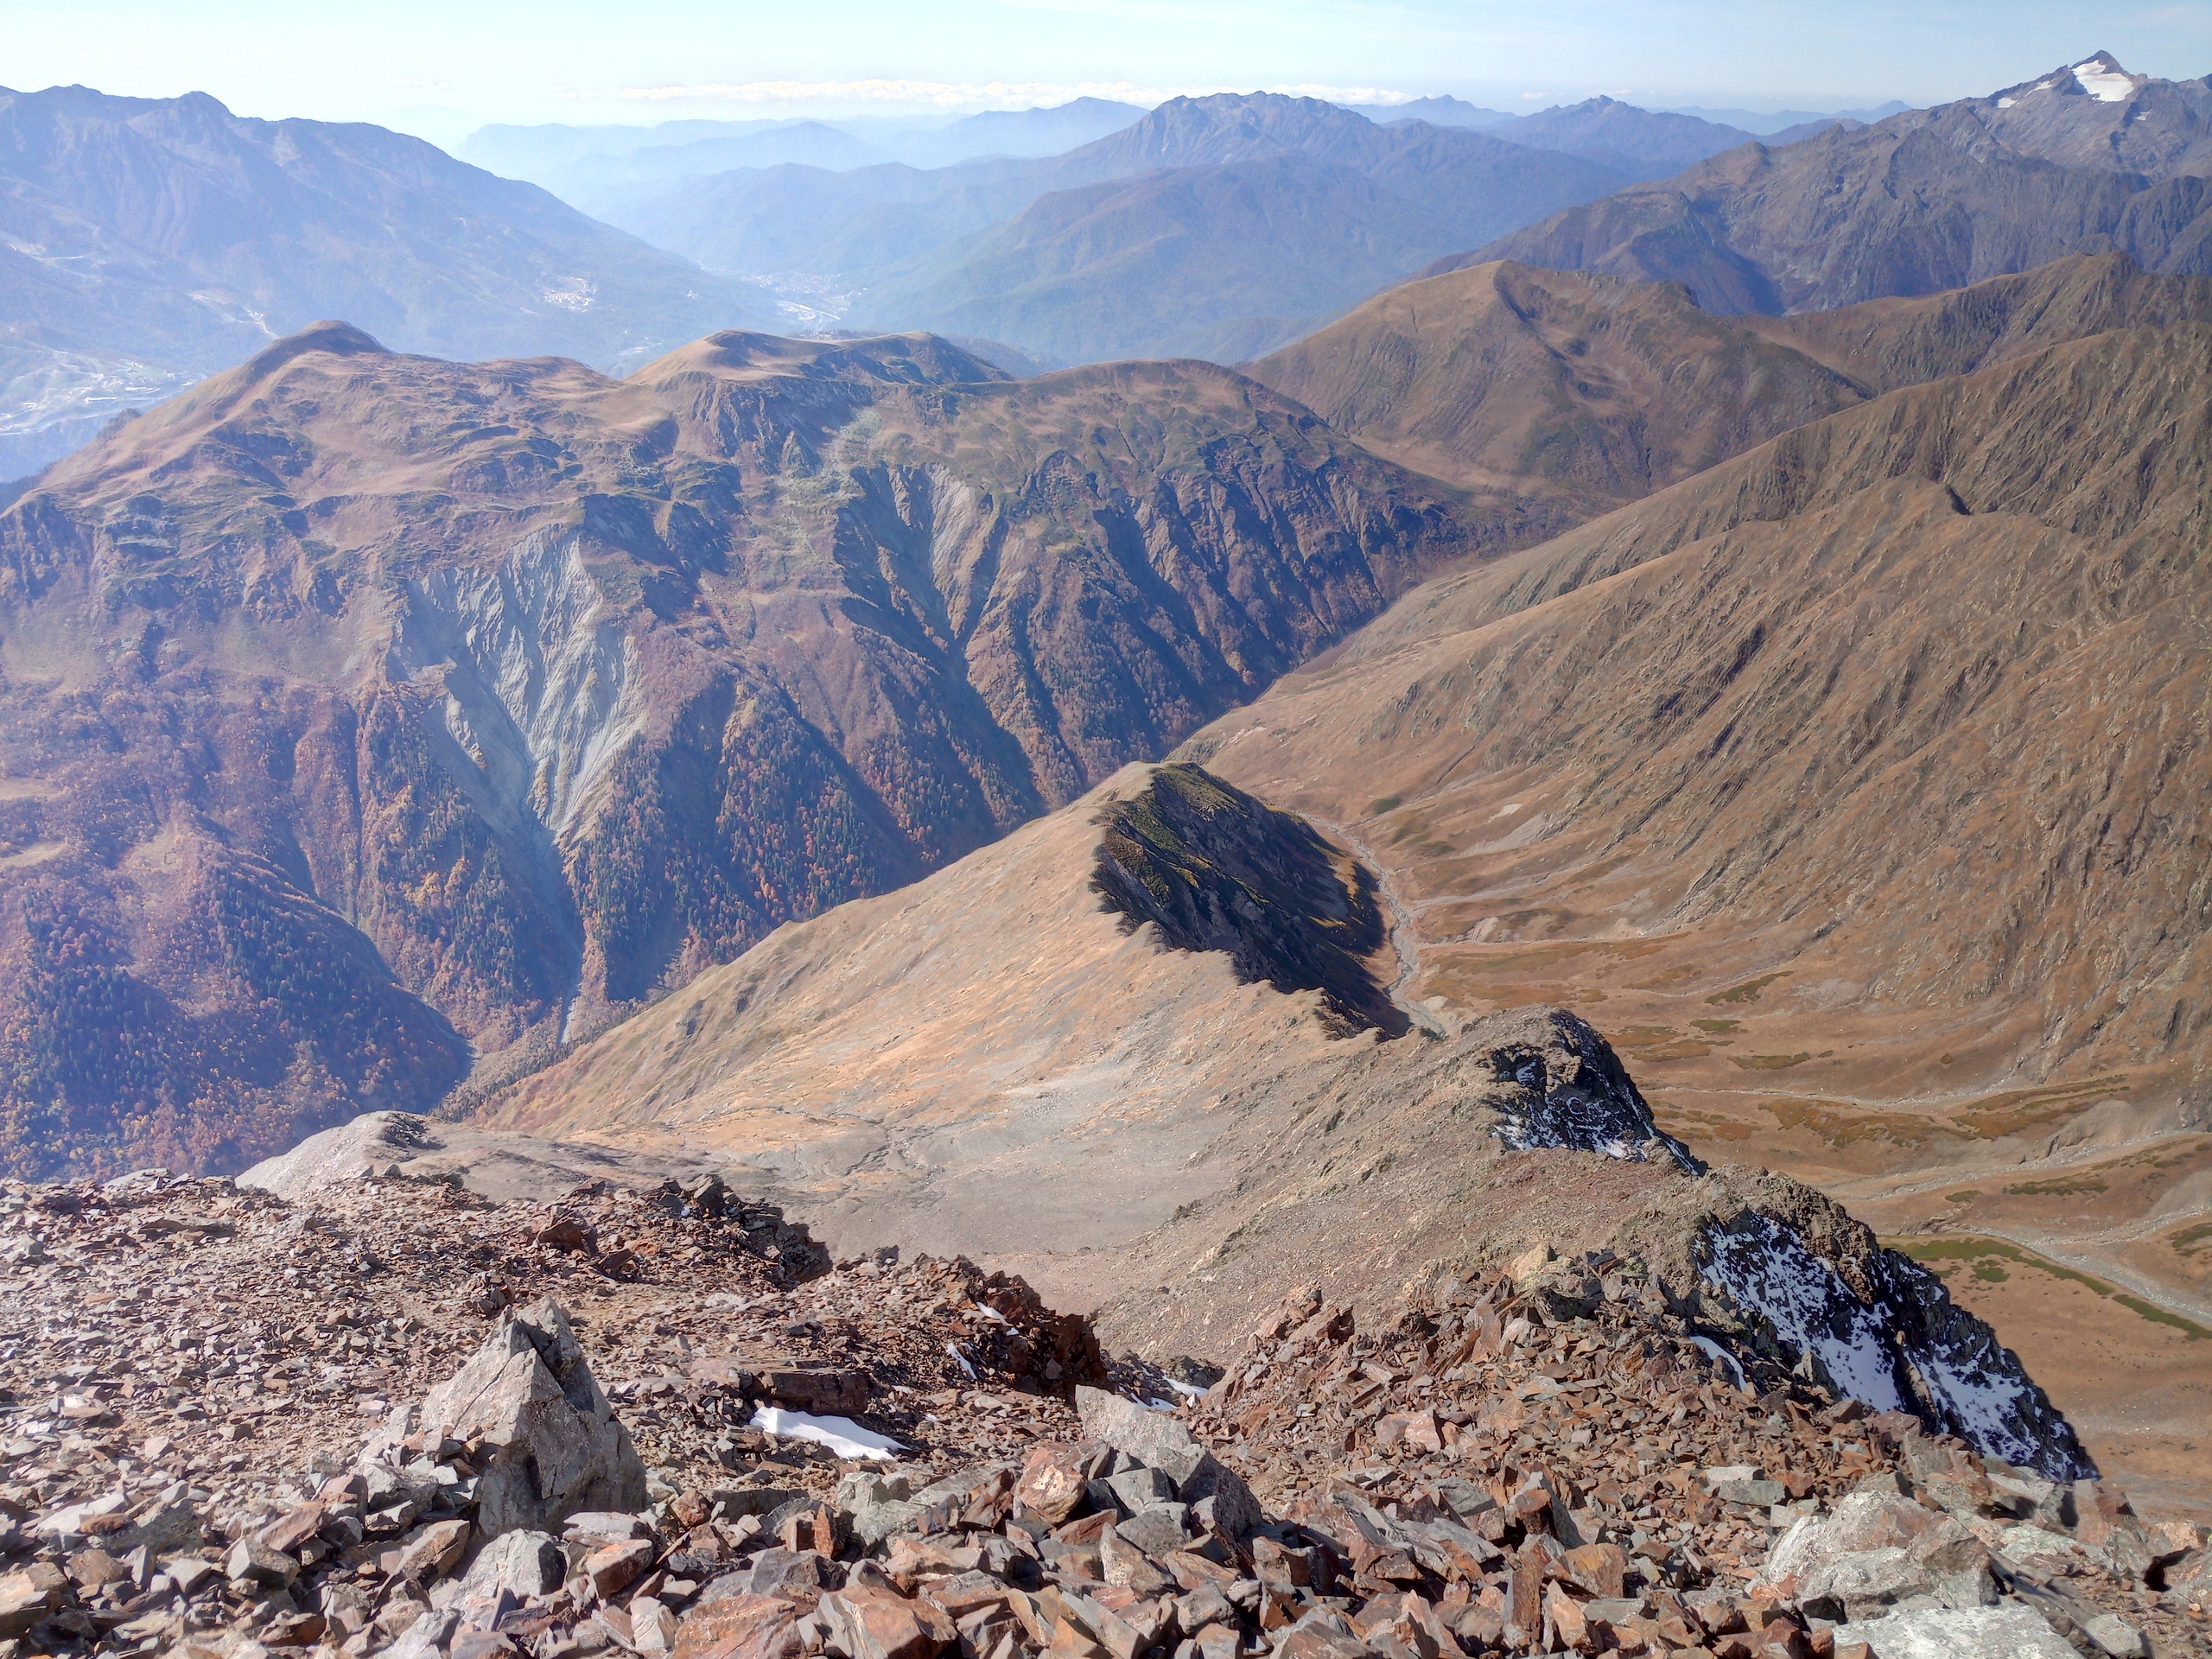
left=1665, top=99, right=1910, bottom=134
left=849, top=96, right=1643, bottom=362
left=1341, top=95, right=1515, bottom=129
left=0, top=83, right=785, bottom=480
left=1453, top=54, right=2212, bottom=311
left=457, top=99, right=1150, bottom=219
left=622, top=93, right=1632, bottom=364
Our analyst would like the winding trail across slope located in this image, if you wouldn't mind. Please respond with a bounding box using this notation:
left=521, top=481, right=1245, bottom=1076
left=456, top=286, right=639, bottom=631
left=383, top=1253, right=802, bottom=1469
left=1954, top=1223, right=2212, bottom=1326
left=1305, top=813, right=1446, bottom=1037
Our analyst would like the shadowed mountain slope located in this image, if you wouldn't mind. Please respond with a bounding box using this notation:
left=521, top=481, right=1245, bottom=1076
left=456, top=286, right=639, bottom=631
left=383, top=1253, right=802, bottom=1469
left=1442, top=54, right=2212, bottom=315
left=1246, top=254, right=2212, bottom=514
left=0, top=323, right=1485, bottom=1179
left=0, top=83, right=781, bottom=479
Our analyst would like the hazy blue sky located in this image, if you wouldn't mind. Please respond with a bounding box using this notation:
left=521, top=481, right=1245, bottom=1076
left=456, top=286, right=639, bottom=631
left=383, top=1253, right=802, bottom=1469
left=3, top=0, right=2205, bottom=138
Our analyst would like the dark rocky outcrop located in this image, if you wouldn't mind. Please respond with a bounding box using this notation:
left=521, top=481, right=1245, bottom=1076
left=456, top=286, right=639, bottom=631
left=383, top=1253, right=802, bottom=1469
left=1091, top=765, right=1402, bottom=1037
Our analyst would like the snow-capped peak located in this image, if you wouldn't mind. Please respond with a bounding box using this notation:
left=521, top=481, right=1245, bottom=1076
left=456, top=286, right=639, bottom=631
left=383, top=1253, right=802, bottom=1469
left=2072, top=56, right=2137, bottom=103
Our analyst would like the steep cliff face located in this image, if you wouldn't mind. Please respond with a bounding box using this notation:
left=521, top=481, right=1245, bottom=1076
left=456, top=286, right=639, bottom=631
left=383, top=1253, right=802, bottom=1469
left=0, top=327, right=1486, bottom=1178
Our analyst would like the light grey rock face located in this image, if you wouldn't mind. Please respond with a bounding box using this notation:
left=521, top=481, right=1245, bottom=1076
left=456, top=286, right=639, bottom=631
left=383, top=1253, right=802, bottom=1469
left=1833, top=1601, right=2078, bottom=1658
left=410, top=1298, right=646, bottom=1537
left=1075, top=1387, right=1262, bottom=1538
left=1104, top=1465, right=1178, bottom=1512
left=1760, top=1493, right=1996, bottom=1618
left=1116, top=1504, right=1192, bottom=1557
left=452, top=1529, right=566, bottom=1630
left=2082, top=1611, right=2151, bottom=1657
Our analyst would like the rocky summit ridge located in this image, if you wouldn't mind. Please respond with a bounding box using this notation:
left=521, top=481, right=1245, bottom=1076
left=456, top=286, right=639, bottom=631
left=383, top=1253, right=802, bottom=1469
left=0, top=1156, right=2202, bottom=1659
left=462, top=761, right=2089, bottom=1500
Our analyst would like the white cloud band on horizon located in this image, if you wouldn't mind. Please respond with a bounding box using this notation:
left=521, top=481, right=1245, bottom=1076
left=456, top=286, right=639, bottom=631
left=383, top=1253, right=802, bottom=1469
left=595, top=78, right=1425, bottom=110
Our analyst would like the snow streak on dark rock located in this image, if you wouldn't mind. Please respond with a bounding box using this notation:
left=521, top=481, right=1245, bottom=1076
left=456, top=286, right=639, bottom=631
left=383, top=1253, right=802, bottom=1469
left=1700, top=1214, right=2095, bottom=1480
left=1481, top=1008, right=1702, bottom=1172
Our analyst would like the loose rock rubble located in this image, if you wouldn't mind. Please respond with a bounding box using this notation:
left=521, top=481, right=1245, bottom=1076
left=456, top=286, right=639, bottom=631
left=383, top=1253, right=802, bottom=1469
left=1, top=1172, right=2206, bottom=1659
left=0, top=1167, right=1101, bottom=1657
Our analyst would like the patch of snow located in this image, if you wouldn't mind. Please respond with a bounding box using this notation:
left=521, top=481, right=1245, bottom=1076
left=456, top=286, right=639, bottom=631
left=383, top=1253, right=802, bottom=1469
left=1904, top=1315, right=2049, bottom=1463
left=1704, top=1217, right=1908, bottom=1414
left=2074, top=60, right=2134, bottom=102
left=749, top=1406, right=906, bottom=1461
left=1698, top=1214, right=2094, bottom=1478
left=1689, top=1336, right=1748, bottom=1390
left=945, top=1343, right=977, bottom=1380
left=1997, top=98, right=2017, bottom=110
left=1164, top=1377, right=1210, bottom=1398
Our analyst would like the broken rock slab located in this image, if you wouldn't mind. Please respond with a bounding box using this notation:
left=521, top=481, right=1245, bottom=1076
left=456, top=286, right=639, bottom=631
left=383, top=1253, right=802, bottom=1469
left=400, top=1295, right=646, bottom=1536
left=1834, top=1600, right=2079, bottom=1657
left=1074, top=1385, right=1261, bottom=1537
left=1758, top=1491, right=1993, bottom=1618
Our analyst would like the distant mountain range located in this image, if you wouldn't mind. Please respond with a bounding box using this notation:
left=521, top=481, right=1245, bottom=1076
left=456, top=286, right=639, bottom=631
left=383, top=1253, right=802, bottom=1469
left=0, top=75, right=1927, bottom=482
left=1664, top=99, right=1910, bottom=134
left=0, top=84, right=779, bottom=479
left=1449, top=54, right=2212, bottom=311
left=847, top=97, right=1642, bottom=363
left=619, top=93, right=1636, bottom=364
left=1341, top=95, right=1515, bottom=129
left=541, top=90, right=1890, bottom=366
left=457, top=99, right=1151, bottom=219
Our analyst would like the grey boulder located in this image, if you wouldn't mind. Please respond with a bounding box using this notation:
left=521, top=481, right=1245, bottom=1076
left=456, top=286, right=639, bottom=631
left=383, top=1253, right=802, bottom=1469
left=412, top=1297, right=646, bottom=1537
left=451, top=1529, right=565, bottom=1631
left=1833, top=1602, right=2076, bottom=1658
left=1076, top=1387, right=1261, bottom=1538
left=1761, top=1493, right=1993, bottom=1618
